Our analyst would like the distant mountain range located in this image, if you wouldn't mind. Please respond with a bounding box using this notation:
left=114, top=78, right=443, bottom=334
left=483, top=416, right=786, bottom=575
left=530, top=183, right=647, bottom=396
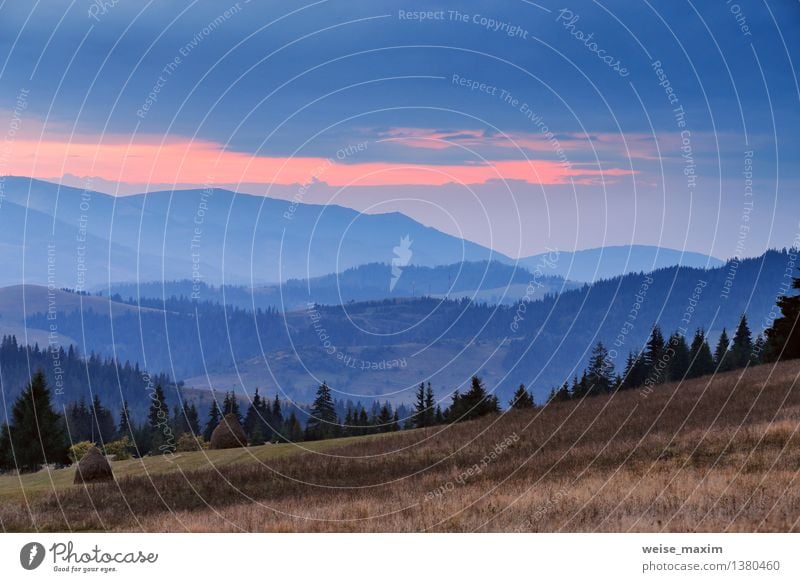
left=104, top=261, right=580, bottom=311
left=0, top=177, right=722, bottom=287
left=7, top=248, right=794, bottom=406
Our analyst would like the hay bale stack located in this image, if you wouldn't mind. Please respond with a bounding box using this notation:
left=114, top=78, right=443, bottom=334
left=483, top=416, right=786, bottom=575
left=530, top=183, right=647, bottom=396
left=73, top=446, right=114, bottom=485
left=210, top=414, right=248, bottom=449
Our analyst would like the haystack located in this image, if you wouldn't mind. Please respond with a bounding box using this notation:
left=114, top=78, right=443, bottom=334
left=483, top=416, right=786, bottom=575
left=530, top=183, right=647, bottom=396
left=73, top=446, right=114, bottom=484
left=210, top=414, right=248, bottom=449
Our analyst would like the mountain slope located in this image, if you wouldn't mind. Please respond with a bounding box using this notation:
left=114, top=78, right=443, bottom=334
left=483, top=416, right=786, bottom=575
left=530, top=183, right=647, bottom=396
left=520, top=244, right=723, bottom=282
left=0, top=177, right=722, bottom=287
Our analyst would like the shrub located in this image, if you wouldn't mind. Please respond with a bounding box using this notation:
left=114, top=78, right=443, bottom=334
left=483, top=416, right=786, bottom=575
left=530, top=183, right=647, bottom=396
left=104, top=437, right=132, bottom=460
left=68, top=441, right=94, bottom=464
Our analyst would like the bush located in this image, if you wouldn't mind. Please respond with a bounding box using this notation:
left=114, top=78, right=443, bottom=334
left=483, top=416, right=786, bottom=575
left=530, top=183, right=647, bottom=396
left=104, top=437, right=132, bottom=460
left=176, top=433, right=206, bottom=452
left=68, top=441, right=94, bottom=464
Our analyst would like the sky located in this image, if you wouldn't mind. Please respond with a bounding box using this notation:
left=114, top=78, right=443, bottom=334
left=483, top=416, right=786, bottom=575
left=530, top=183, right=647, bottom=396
left=0, top=0, right=798, bottom=260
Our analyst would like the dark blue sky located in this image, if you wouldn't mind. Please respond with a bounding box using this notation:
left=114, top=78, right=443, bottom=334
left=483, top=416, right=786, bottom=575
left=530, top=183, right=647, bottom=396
left=0, top=0, right=797, bottom=259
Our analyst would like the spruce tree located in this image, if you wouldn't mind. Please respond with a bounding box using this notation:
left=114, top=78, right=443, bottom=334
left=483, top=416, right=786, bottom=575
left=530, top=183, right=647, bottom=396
left=147, top=384, right=172, bottom=453
left=714, top=329, right=731, bottom=372
left=3, top=371, right=68, bottom=471
left=377, top=404, right=393, bottom=433
left=413, top=382, right=427, bottom=428
left=586, top=342, right=614, bottom=394
left=117, top=400, right=134, bottom=440
left=186, top=402, right=200, bottom=434
left=764, top=269, right=800, bottom=362
left=243, top=389, right=263, bottom=438
left=305, top=382, right=337, bottom=440
left=645, top=326, right=666, bottom=383
left=203, top=399, right=221, bottom=441
left=424, top=384, right=435, bottom=426
left=730, top=314, right=754, bottom=368
left=222, top=391, right=242, bottom=422
left=449, top=376, right=499, bottom=422
left=687, top=329, right=715, bottom=378
left=509, top=384, right=534, bottom=409
left=666, top=333, right=690, bottom=382
left=285, top=411, right=303, bottom=442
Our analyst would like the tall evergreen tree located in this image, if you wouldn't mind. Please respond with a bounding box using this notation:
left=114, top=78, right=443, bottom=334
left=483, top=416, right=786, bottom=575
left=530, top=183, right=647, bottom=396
left=413, top=382, right=427, bottom=428
left=645, top=325, right=666, bottom=383
left=90, top=394, right=116, bottom=444
left=666, top=333, right=691, bottom=382
left=424, top=384, right=436, bottom=426
left=285, top=411, right=303, bottom=442
left=730, top=314, right=754, bottom=368
left=688, top=329, right=715, bottom=378
left=305, top=382, right=337, bottom=440
left=117, top=400, right=134, bottom=440
left=2, top=371, right=68, bottom=471
left=764, top=268, right=800, bottom=362
left=448, top=376, right=499, bottom=422
left=621, top=351, right=648, bottom=389
left=586, top=342, right=614, bottom=394
left=751, top=334, right=766, bottom=365
left=243, top=389, right=264, bottom=438
left=222, top=391, right=242, bottom=423
left=714, top=329, right=731, bottom=372
left=147, top=384, right=173, bottom=453
left=203, top=399, right=221, bottom=442
left=186, top=402, right=200, bottom=434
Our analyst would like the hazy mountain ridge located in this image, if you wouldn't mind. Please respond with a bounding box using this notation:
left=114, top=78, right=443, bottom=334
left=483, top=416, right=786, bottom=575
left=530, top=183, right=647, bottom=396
left=10, top=249, right=794, bottom=405
left=0, top=177, right=723, bottom=287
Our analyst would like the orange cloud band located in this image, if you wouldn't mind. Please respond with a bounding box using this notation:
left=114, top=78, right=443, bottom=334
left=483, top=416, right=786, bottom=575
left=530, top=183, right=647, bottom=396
left=6, top=136, right=633, bottom=188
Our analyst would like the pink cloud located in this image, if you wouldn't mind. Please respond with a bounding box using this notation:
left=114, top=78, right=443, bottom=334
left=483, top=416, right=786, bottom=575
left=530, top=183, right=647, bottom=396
left=3, top=130, right=635, bottom=190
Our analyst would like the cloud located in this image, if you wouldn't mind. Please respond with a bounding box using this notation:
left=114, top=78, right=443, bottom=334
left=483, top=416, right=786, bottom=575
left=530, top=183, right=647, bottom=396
left=2, top=126, right=635, bottom=190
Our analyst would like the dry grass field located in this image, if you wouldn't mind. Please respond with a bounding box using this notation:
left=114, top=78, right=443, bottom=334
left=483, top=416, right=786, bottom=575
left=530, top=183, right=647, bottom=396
left=1, top=360, right=799, bottom=532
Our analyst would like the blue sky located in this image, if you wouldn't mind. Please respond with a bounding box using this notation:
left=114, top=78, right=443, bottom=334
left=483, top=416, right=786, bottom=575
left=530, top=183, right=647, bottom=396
left=0, top=0, right=798, bottom=259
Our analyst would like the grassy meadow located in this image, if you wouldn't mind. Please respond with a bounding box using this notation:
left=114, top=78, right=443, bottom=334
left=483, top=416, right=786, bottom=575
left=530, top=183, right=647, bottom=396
left=1, top=360, right=799, bottom=532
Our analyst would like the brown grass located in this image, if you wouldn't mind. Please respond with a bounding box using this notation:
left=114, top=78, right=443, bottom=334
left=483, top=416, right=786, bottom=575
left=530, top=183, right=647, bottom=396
left=2, top=360, right=799, bottom=532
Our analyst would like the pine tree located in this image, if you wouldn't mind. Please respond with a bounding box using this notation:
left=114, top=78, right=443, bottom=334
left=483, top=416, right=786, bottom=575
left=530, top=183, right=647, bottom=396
left=730, top=314, right=754, bottom=369
left=424, top=384, right=435, bottom=426
left=243, top=389, right=263, bottom=438
left=714, top=329, right=731, bottom=372
left=751, top=334, right=766, bottom=365
left=391, top=410, right=400, bottom=432
left=586, top=342, right=614, bottom=394
left=186, top=402, right=200, bottom=434
left=222, top=391, right=241, bottom=423
left=764, top=267, right=800, bottom=362
left=147, top=384, right=172, bottom=454
left=285, top=411, right=303, bottom=442
left=305, top=382, right=337, bottom=440
left=377, top=404, right=393, bottom=432
left=413, top=382, right=427, bottom=428
left=621, top=351, right=648, bottom=389
left=270, top=394, right=284, bottom=442
left=117, top=400, right=134, bottom=440
left=509, top=384, right=534, bottom=409
left=645, top=326, right=666, bottom=383
left=666, top=333, right=690, bottom=382
left=2, top=371, right=68, bottom=471
left=688, top=329, right=715, bottom=378
left=448, top=376, right=499, bottom=422
left=203, top=399, right=221, bottom=442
